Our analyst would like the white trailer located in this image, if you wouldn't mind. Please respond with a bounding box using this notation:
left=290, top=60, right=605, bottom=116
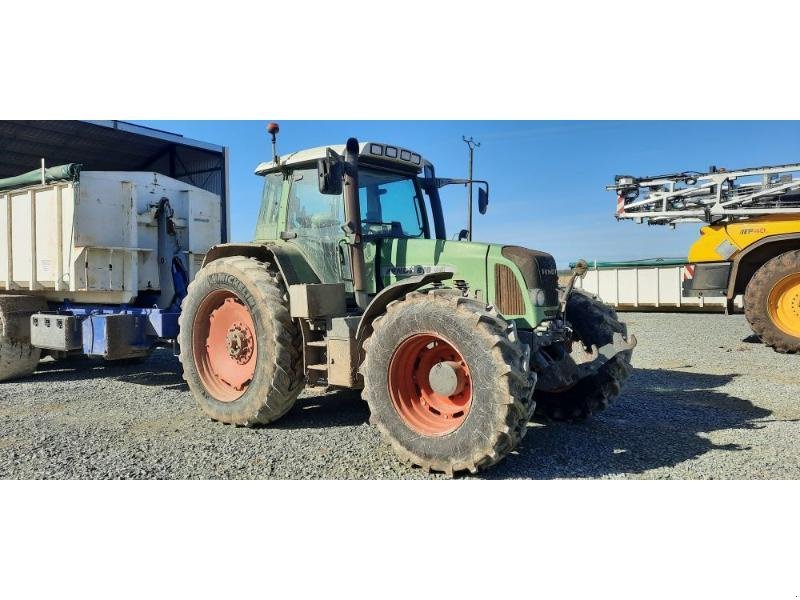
left=575, top=259, right=744, bottom=312
left=0, top=166, right=222, bottom=380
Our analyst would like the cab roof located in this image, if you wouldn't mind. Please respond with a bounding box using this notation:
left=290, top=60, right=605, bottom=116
left=255, top=141, right=427, bottom=175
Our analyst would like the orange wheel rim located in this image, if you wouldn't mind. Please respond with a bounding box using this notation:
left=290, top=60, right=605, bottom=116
left=192, top=290, right=258, bottom=402
left=768, top=273, right=800, bottom=338
left=388, top=333, right=472, bottom=436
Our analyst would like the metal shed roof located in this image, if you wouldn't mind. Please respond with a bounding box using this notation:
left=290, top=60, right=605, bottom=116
left=0, top=120, right=230, bottom=241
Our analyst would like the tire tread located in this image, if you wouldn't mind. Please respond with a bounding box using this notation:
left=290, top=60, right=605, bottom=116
left=535, top=289, right=634, bottom=421
left=744, top=249, right=800, bottom=354
left=361, top=290, right=536, bottom=475
left=178, top=256, right=304, bottom=426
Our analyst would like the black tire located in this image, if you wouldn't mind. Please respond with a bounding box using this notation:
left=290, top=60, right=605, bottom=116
left=361, top=289, right=536, bottom=476
left=0, top=295, right=47, bottom=382
left=744, top=249, right=800, bottom=354
left=178, top=257, right=304, bottom=425
left=535, top=289, right=633, bottom=421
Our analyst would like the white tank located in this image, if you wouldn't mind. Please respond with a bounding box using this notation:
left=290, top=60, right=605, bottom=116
left=0, top=171, right=221, bottom=305
left=576, top=263, right=744, bottom=312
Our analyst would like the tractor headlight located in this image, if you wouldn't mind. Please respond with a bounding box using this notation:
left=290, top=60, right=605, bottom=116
left=531, top=288, right=546, bottom=307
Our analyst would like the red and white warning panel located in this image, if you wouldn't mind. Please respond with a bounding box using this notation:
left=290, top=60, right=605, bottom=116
left=616, top=194, right=625, bottom=217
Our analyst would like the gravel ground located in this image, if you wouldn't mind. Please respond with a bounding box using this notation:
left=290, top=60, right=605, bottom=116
left=1, top=311, right=798, bottom=479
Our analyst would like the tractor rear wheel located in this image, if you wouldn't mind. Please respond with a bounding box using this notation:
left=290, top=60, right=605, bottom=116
left=361, top=290, right=536, bottom=476
left=535, top=289, right=633, bottom=421
left=0, top=295, right=47, bottom=382
left=744, top=249, right=800, bottom=354
left=178, top=257, right=304, bottom=425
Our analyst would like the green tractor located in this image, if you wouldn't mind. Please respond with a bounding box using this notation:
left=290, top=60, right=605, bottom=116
left=178, top=125, right=636, bottom=475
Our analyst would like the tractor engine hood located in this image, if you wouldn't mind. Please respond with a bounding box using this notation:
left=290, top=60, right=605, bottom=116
left=500, top=246, right=560, bottom=307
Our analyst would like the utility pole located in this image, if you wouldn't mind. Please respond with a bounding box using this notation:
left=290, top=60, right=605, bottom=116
left=462, top=136, right=480, bottom=241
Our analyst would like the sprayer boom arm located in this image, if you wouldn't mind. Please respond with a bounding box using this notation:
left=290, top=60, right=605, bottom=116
left=608, top=162, right=800, bottom=225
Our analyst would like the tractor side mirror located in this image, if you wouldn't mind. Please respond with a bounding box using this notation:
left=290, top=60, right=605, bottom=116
left=478, top=186, right=489, bottom=214
left=317, top=154, right=343, bottom=195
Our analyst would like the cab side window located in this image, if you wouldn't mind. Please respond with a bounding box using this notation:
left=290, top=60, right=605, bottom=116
left=255, top=173, right=284, bottom=239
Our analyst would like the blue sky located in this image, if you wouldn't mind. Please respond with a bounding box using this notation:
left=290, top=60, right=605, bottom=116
left=137, top=121, right=800, bottom=267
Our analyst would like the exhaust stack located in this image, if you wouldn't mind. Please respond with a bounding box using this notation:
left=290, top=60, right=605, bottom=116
left=343, top=138, right=368, bottom=309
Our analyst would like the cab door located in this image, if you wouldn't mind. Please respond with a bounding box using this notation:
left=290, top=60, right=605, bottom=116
left=283, top=167, right=347, bottom=285
left=357, top=168, right=432, bottom=295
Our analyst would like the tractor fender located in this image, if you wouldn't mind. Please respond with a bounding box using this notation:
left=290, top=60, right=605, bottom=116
left=355, top=270, right=454, bottom=347
left=202, top=242, right=321, bottom=286
left=727, top=233, right=800, bottom=298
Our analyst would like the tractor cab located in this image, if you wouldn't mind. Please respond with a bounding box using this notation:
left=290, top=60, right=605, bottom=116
left=254, top=140, right=441, bottom=290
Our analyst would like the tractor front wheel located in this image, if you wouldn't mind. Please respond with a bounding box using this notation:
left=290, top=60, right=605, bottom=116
left=178, top=257, right=304, bottom=425
left=745, top=249, right=800, bottom=354
left=361, top=290, right=536, bottom=476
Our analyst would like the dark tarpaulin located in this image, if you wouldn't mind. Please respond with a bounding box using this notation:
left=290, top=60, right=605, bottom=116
left=0, top=163, right=81, bottom=192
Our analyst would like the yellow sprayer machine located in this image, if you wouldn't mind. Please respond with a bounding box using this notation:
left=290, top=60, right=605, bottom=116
left=608, top=163, right=800, bottom=353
